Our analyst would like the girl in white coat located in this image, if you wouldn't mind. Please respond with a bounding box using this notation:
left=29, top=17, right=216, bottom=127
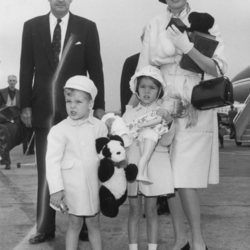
left=136, top=1, right=228, bottom=250
left=123, top=65, right=178, bottom=250
left=46, top=76, right=107, bottom=250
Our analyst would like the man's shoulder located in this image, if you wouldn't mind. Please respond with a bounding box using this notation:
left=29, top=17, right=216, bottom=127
left=0, top=87, right=8, bottom=93
left=23, top=14, right=49, bottom=30
left=125, top=53, right=140, bottom=64
left=70, top=13, right=96, bottom=26
left=25, top=14, right=48, bottom=24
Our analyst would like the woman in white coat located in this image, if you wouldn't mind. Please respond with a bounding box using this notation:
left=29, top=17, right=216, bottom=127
left=136, top=0, right=228, bottom=249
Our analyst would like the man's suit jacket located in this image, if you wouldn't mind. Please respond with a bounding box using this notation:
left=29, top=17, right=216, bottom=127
left=120, top=53, right=139, bottom=114
left=20, top=12, right=105, bottom=128
left=0, top=87, right=20, bottom=109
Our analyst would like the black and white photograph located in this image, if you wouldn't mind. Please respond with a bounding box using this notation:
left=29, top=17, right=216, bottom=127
left=0, top=0, right=250, bottom=249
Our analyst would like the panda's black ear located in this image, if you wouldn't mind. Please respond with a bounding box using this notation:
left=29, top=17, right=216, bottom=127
left=102, top=145, right=111, bottom=158
left=96, top=137, right=110, bottom=154
left=109, top=135, right=124, bottom=146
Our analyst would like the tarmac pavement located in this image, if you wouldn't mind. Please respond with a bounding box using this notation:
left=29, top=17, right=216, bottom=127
left=0, top=139, right=250, bottom=250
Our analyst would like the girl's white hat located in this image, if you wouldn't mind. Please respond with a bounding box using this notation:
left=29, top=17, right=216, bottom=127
left=129, top=65, right=166, bottom=94
left=64, top=75, right=97, bottom=100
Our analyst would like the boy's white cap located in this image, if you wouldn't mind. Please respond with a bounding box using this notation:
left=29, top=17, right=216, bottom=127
left=129, top=65, right=166, bottom=94
left=64, top=75, right=97, bottom=100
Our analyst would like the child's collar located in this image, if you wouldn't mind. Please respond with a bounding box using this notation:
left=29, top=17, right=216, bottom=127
left=138, top=101, right=159, bottom=109
left=67, top=115, right=95, bottom=126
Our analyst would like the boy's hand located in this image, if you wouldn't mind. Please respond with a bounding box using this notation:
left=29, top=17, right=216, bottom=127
left=50, top=190, right=68, bottom=213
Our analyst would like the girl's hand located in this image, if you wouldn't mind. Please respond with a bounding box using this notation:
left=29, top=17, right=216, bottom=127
left=168, top=25, right=193, bottom=54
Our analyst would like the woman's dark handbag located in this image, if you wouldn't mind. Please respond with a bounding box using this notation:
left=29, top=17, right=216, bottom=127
left=191, top=60, right=234, bottom=110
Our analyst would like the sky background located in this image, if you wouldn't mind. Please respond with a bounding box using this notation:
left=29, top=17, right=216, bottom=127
left=0, top=0, right=250, bottom=111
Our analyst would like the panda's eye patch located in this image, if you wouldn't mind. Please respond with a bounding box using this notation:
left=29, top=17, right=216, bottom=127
left=116, top=152, right=121, bottom=155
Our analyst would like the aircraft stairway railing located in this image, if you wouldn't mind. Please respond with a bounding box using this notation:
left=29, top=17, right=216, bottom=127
left=234, top=79, right=250, bottom=144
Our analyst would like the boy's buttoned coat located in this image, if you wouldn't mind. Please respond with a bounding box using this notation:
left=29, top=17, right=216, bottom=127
left=46, top=116, right=107, bottom=216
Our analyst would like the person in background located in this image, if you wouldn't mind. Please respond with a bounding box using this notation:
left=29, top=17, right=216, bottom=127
left=0, top=75, right=20, bottom=169
left=136, top=0, right=228, bottom=249
left=0, top=75, right=20, bottom=108
left=120, top=53, right=140, bottom=115
left=228, top=105, right=237, bottom=139
left=120, top=28, right=145, bottom=115
left=217, top=113, right=224, bottom=148
left=46, top=76, right=107, bottom=250
left=0, top=75, right=35, bottom=156
left=19, top=0, right=105, bottom=244
left=22, top=127, right=35, bottom=155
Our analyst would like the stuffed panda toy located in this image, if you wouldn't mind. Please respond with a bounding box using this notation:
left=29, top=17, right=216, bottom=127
left=96, top=135, right=138, bottom=217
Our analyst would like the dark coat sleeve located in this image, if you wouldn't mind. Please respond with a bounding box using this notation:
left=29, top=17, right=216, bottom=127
left=85, top=22, right=105, bottom=110
left=19, top=20, right=34, bottom=110
left=120, top=53, right=140, bottom=114
left=0, top=90, right=5, bottom=108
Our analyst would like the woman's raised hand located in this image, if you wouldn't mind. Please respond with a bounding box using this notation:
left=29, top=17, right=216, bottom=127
left=168, top=25, right=193, bottom=54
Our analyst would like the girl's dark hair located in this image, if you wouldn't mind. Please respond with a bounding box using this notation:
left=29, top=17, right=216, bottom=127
left=135, top=76, right=164, bottom=99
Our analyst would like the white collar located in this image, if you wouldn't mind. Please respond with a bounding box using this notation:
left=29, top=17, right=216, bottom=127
left=136, top=102, right=159, bottom=110
left=66, top=115, right=95, bottom=126
left=49, top=12, right=69, bottom=27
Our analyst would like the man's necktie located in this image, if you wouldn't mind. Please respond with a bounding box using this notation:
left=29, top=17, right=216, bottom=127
left=52, top=19, right=62, bottom=65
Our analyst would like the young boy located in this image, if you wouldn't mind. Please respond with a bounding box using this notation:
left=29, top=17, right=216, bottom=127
left=46, top=75, right=107, bottom=250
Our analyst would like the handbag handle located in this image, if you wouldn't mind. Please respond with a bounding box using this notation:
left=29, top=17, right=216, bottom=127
left=212, top=59, right=224, bottom=76
left=201, top=59, right=224, bottom=80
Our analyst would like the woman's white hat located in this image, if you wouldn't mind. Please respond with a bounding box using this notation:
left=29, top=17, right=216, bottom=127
left=64, top=75, right=97, bottom=100
left=129, top=65, right=166, bottom=94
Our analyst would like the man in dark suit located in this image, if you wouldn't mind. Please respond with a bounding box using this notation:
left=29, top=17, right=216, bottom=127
left=0, top=75, right=20, bottom=169
left=0, top=75, right=34, bottom=157
left=228, top=105, right=238, bottom=139
left=0, top=75, right=20, bottom=109
left=20, top=0, right=105, bottom=244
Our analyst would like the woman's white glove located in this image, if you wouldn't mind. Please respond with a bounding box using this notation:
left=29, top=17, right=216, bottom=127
left=168, top=25, right=194, bottom=54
